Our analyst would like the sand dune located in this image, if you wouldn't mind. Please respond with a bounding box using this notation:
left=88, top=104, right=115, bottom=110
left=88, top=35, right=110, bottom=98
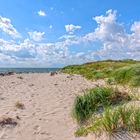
left=0, top=73, right=105, bottom=140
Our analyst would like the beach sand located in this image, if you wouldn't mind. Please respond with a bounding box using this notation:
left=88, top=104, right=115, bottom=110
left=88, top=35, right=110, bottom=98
left=0, top=73, right=105, bottom=140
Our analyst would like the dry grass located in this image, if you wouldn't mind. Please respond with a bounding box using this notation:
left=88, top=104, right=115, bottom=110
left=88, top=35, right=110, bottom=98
left=17, top=76, right=23, bottom=79
left=15, top=101, right=25, bottom=109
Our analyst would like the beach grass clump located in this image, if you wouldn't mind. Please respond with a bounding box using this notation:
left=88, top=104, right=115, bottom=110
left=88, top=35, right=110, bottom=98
left=112, top=64, right=140, bottom=86
left=15, top=101, right=25, bottom=109
left=73, top=87, right=131, bottom=123
left=75, top=106, right=140, bottom=136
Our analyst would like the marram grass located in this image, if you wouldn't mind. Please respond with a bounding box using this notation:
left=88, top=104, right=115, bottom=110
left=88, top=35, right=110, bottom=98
left=62, top=60, right=140, bottom=86
left=75, top=105, right=140, bottom=137
left=73, top=87, right=131, bottom=124
left=112, top=64, right=140, bottom=86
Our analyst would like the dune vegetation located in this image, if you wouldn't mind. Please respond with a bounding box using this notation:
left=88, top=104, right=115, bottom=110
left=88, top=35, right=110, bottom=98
left=62, top=59, right=140, bottom=87
left=75, top=105, right=140, bottom=136
left=73, top=87, right=131, bottom=124
left=73, top=86, right=140, bottom=137
left=62, top=59, right=140, bottom=138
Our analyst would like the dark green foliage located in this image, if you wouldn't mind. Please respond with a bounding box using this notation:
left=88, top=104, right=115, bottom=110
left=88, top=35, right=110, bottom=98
left=73, top=87, right=131, bottom=123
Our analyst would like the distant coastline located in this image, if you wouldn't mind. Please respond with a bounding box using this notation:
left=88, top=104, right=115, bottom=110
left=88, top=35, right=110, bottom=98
left=0, top=68, right=60, bottom=73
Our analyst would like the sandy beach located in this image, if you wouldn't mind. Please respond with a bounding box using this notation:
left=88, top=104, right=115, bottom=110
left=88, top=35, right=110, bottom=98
left=0, top=73, right=105, bottom=140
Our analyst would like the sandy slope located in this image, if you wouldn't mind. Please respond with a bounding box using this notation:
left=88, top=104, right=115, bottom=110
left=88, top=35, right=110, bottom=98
left=0, top=73, right=105, bottom=140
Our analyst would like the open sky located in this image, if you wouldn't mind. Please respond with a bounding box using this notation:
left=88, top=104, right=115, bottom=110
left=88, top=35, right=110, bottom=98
left=0, top=0, right=140, bottom=67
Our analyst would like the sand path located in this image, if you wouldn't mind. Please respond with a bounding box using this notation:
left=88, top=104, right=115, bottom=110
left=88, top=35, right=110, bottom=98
left=0, top=73, right=104, bottom=140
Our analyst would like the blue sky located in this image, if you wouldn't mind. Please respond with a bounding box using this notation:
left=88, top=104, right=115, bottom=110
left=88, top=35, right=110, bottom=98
left=0, top=0, right=140, bottom=67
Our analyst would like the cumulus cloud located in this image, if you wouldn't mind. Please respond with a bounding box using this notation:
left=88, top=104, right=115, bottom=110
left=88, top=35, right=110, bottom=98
left=38, top=10, right=46, bottom=17
left=0, top=9, right=140, bottom=67
left=0, top=38, right=71, bottom=67
left=84, top=10, right=126, bottom=44
left=0, top=16, right=21, bottom=38
left=65, top=24, right=81, bottom=34
left=28, top=31, right=45, bottom=42
left=81, top=9, right=131, bottom=60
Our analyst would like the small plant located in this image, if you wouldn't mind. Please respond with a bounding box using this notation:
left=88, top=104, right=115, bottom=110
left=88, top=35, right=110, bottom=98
left=107, top=78, right=116, bottom=85
left=17, top=76, right=23, bottom=79
left=15, top=101, right=25, bottom=109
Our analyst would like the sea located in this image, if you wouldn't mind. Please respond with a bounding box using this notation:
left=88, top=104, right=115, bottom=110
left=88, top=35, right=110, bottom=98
left=0, top=68, right=60, bottom=73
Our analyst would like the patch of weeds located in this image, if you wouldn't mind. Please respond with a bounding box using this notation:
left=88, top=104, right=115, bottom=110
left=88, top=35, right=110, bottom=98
left=107, top=78, right=116, bottom=85
left=17, top=76, right=23, bottom=79
left=15, top=101, right=25, bottom=109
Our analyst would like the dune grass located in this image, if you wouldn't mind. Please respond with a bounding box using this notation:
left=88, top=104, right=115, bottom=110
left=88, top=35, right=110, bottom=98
left=75, top=105, right=140, bottom=137
left=74, top=86, right=140, bottom=137
left=73, top=87, right=131, bottom=124
left=62, top=60, right=140, bottom=137
left=62, top=60, right=140, bottom=86
left=111, top=64, right=140, bottom=86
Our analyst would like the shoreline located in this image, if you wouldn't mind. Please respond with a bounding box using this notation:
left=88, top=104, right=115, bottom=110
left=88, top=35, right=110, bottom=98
left=0, top=68, right=60, bottom=74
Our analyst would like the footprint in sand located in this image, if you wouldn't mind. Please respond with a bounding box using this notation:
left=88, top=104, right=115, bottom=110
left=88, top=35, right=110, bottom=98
left=33, top=125, right=41, bottom=135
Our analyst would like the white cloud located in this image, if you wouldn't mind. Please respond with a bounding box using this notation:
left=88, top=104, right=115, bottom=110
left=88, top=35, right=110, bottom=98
left=84, top=10, right=126, bottom=43
left=65, top=24, right=81, bottom=34
left=58, top=35, right=76, bottom=40
left=0, top=16, right=21, bottom=38
left=38, top=10, right=46, bottom=17
left=0, top=10, right=140, bottom=67
left=80, top=10, right=140, bottom=61
left=28, top=31, right=45, bottom=42
left=0, top=37, right=71, bottom=67
left=131, top=22, right=140, bottom=33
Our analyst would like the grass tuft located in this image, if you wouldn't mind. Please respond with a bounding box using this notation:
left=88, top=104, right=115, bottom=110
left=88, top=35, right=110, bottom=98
left=75, top=106, right=140, bottom=136
left=73, top=87, right=131, bottom=124
left=15, top=101, right=25, bottom=109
